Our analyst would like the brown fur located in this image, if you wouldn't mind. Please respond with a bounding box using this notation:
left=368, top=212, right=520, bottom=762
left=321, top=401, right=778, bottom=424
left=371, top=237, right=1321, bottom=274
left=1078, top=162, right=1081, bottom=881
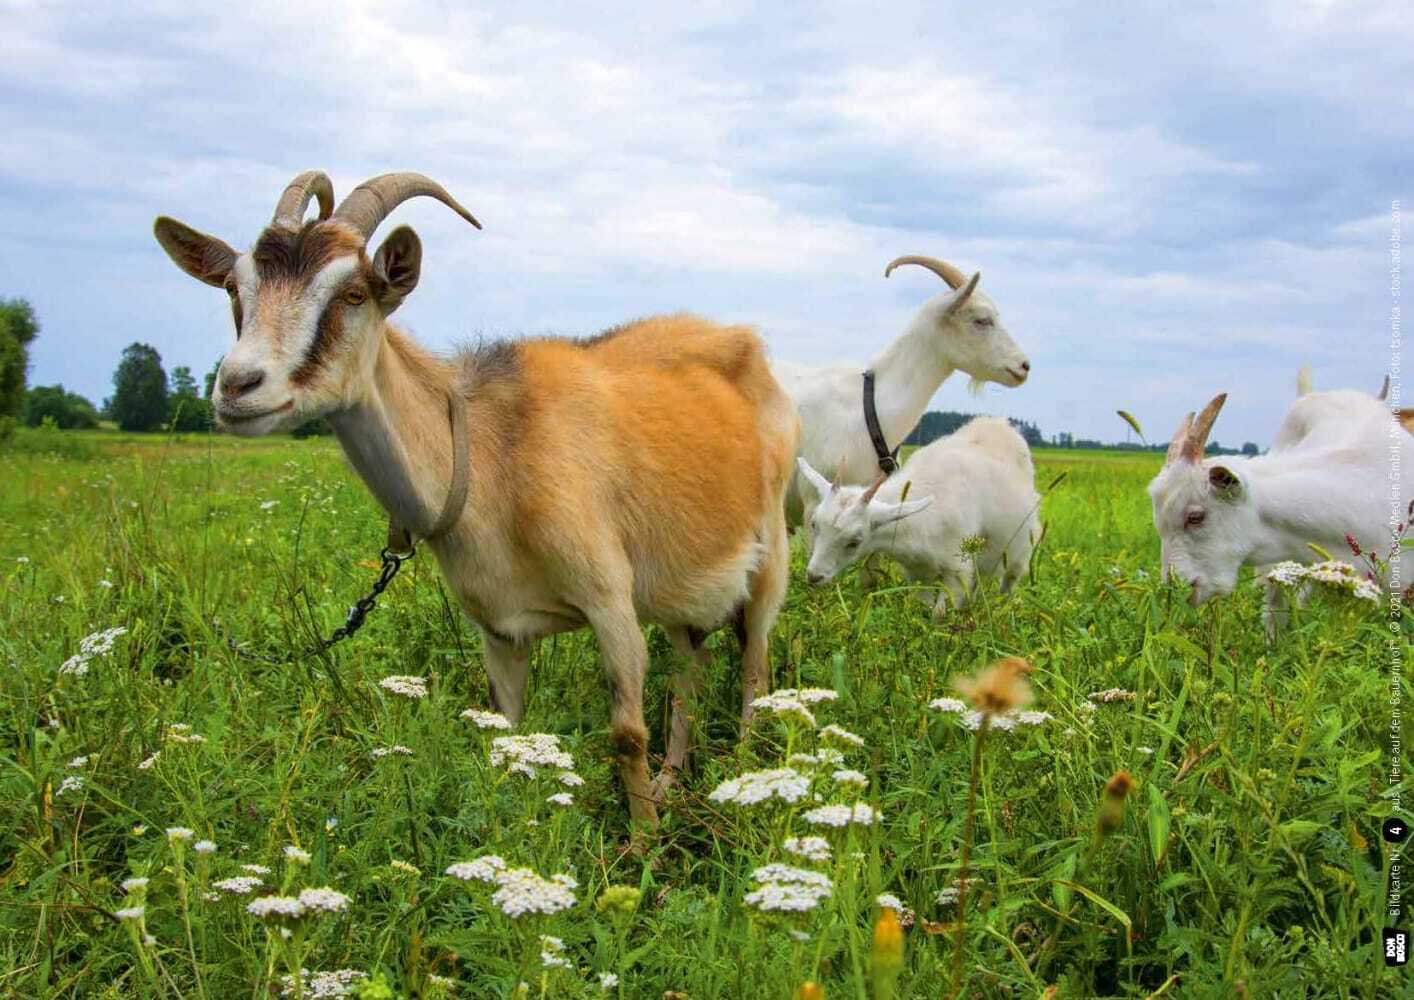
left=340, top=317, right=797, bottom=827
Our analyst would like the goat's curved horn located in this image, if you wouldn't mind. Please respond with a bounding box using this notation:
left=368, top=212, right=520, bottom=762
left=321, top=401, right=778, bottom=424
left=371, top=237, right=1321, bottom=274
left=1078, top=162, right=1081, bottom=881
left=272, top=171, right=335, bottom=226
left=1379, top=375, right=1391, bottom=401
left=1165, top=412, right=1195, bottom=466
left=860, top=472, right=889, bottom=505
left=830, top=455, right=847, bottom=491
left=1183, top=393, right=1228, bottom=462
left=333, top=172, right=481, bottom=240
left=883, top=255, right=969, bottom=290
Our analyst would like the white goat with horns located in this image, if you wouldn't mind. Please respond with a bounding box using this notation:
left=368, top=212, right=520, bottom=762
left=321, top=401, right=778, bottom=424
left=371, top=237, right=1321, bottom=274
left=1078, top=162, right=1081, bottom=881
left=772, top=256, right=1031, bottom=540
left=153, top=170, right=798, bottom=828
left=797, top=416, right=1040, bottom=615
left=1147, top=380, right=1411, bottom=637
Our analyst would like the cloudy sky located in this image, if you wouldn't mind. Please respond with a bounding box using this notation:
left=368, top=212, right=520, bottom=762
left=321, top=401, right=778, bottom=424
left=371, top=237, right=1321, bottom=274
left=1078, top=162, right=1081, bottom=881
left=2, top=0, right=1407, bottom=445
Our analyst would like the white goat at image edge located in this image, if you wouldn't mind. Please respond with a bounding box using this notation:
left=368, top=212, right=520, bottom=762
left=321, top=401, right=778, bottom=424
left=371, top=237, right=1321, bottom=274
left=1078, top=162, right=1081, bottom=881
left=1147, top=376, right=1411, bottom=638
left=797, top=416, right=1041, bottom=617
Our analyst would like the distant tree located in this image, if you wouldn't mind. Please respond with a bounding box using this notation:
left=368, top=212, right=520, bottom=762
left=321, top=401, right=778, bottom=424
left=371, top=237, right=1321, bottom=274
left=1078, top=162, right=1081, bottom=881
left=0, top=297, right=40, bottom=419
left=1008, top=417, right=1045, bottom=447
left=203, top=357, right=222, bottom=399
left=109, top=343, right=169, bottom=432
left=292, top=417, right=334, bottom=438
left=168, top=364, right=212, bottom=432
left=23, top=384, right=99, bottom=429
left=1241, top=442, right=1260, bottom=456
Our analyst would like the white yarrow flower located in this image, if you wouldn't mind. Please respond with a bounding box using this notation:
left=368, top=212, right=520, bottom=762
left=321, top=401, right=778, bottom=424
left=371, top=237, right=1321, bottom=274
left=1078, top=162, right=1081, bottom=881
left=166, top=827, right=194, bottom=842
left=783, top=836, right=832, bottom=862
left=490, top=867, right=577, bottom=918
left=115, top=906, right=145, bottom=921
left=707, top=768, right=810, bottom=806
left=284, top=845, right=312, bottom=865
left=802, top=802, right=881, bottom=828
left=818, top=724, right=865, bottom=747
left=832, top=769, right=869, bottom=788
left=214, top=876, right=263, bottom=895
left=460, top=708, right=512, bottom=730
left=750, top=690, right=817, bottom=727
left=377, top=675, right=428, bottom=700
left=297, top=886, right=351, bottom=913
left=193, top=840, right=217, bottom=855
left=547, top=792, right=574, bottom=807
left=121, top=877, right=150, bottom=893
left=445, top=855, right=507, bottom=883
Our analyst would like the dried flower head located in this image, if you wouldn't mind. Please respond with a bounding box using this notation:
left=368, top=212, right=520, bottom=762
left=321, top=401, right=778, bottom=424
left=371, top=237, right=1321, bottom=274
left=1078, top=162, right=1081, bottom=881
left=955, top=657, right=1033, bottom=716
left=1097, top=770, right=1134, bottom=837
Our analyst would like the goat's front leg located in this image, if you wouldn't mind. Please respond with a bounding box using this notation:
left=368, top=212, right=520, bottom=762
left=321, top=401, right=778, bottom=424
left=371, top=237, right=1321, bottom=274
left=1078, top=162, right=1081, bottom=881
left=585, top=601, right=658, bottom=828
left=481, top=628, right=532, bottom=724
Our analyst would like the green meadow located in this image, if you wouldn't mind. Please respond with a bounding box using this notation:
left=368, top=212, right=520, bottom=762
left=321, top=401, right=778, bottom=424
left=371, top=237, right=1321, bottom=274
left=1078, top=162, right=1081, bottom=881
left=0, top=426, right=1400, bottom=998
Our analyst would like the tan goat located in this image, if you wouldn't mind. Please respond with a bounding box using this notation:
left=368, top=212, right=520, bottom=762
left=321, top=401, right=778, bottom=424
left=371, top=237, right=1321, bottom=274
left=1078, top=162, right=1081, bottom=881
left=153, top=171, right=798, bottom=826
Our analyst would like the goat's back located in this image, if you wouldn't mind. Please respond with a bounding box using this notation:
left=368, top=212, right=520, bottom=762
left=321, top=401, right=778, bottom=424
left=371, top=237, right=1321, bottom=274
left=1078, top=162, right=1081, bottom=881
left=507, top=316, right=797, bottom=622
left=1271, top=389, right=1395, bottom=456
left=931, top=416, right=1034, bottom=474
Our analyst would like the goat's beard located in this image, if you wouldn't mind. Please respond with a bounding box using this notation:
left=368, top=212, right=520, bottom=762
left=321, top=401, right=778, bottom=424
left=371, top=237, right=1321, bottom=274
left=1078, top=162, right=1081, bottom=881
left=967, top=376, right=987, bottom=396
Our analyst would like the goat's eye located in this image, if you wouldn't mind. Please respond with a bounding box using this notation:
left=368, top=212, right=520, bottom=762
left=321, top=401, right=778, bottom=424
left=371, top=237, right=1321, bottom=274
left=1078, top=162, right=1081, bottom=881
left=1184, top=510, right=1206, bottom=529
left=974, top=316, right=994, bottom=328
left=846, top=538, right=861, bottom=550
left=342, top=288, right=367, bottom=306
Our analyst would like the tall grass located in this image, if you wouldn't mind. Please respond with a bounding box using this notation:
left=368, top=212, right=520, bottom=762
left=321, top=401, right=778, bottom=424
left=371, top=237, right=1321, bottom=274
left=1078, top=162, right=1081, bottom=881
left=0, top=431, right=1402, bottom=997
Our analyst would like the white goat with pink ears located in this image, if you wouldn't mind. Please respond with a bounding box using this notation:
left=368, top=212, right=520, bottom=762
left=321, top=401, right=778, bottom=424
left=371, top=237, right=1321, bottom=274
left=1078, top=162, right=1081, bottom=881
left=772, top=255, right=1031, bottom=535
left=1147, top=380, right=1411, bottom=638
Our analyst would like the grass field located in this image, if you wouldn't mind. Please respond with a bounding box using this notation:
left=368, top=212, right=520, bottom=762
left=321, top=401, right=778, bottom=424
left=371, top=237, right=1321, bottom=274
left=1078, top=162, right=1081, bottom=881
left=0, top=425, right=1400, bottom=998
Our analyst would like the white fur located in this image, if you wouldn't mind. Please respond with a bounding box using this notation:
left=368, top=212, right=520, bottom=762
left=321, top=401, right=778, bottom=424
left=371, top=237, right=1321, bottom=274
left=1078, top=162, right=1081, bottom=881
left=798, top=416, right=1040, bottom=615
left=1147, top=388, right=1410, bottom=631
left=773, top=274, right=1029, bottom=530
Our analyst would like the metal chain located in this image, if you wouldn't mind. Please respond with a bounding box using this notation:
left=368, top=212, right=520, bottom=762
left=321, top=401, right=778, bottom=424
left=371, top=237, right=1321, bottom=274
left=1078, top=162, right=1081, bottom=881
left=222, top=546, right=412, bottom=665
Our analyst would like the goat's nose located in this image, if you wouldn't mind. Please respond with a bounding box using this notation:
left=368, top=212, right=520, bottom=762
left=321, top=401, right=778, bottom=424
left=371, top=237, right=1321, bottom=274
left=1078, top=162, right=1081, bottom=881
left=220, top=366, right=266, bottom=398
left=807, top=571, right=824, bottom=585
left=1019, top=360, right=1030, bottom=373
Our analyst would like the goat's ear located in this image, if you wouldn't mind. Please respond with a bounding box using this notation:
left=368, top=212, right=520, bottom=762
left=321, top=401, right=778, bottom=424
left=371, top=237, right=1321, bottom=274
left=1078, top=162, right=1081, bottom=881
left=1208, top=465, right=1241, bottom=500
left=797, top=457, right=833, bottom=500
left=371, top=225, right=423, bottom=314
left=870, top=495, right=933, bottom=526
left=943, top=271, right=981, bottom=316
left=153, top=217, right=238, bottom=288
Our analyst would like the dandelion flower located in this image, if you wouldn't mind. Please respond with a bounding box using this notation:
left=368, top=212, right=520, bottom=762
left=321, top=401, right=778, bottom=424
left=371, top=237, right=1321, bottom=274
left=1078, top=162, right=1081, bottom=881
left=708, top=768, right=810, bottom=806
left=461, top=708, right=512, bottom=730
left=377, top=675, right=429, bottom=700
left=214, top=876, right=263, bottom=895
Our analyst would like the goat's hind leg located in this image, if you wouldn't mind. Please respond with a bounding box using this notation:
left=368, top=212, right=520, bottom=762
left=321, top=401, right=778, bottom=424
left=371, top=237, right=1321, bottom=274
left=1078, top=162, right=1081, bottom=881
left=738, top=525, right=790, bottom=735
left=652, top=626, right=710, bottom=803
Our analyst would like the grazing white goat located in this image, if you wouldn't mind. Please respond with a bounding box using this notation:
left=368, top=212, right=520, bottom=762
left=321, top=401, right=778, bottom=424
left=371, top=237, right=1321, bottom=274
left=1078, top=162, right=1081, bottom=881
left=153, top=170, right=798, bottom=827
left=797, top=417, right=1040, bottom=615
left=1147, top=386, right=1410, bottom=634
left=773, top=256, right=1031, bottom=534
